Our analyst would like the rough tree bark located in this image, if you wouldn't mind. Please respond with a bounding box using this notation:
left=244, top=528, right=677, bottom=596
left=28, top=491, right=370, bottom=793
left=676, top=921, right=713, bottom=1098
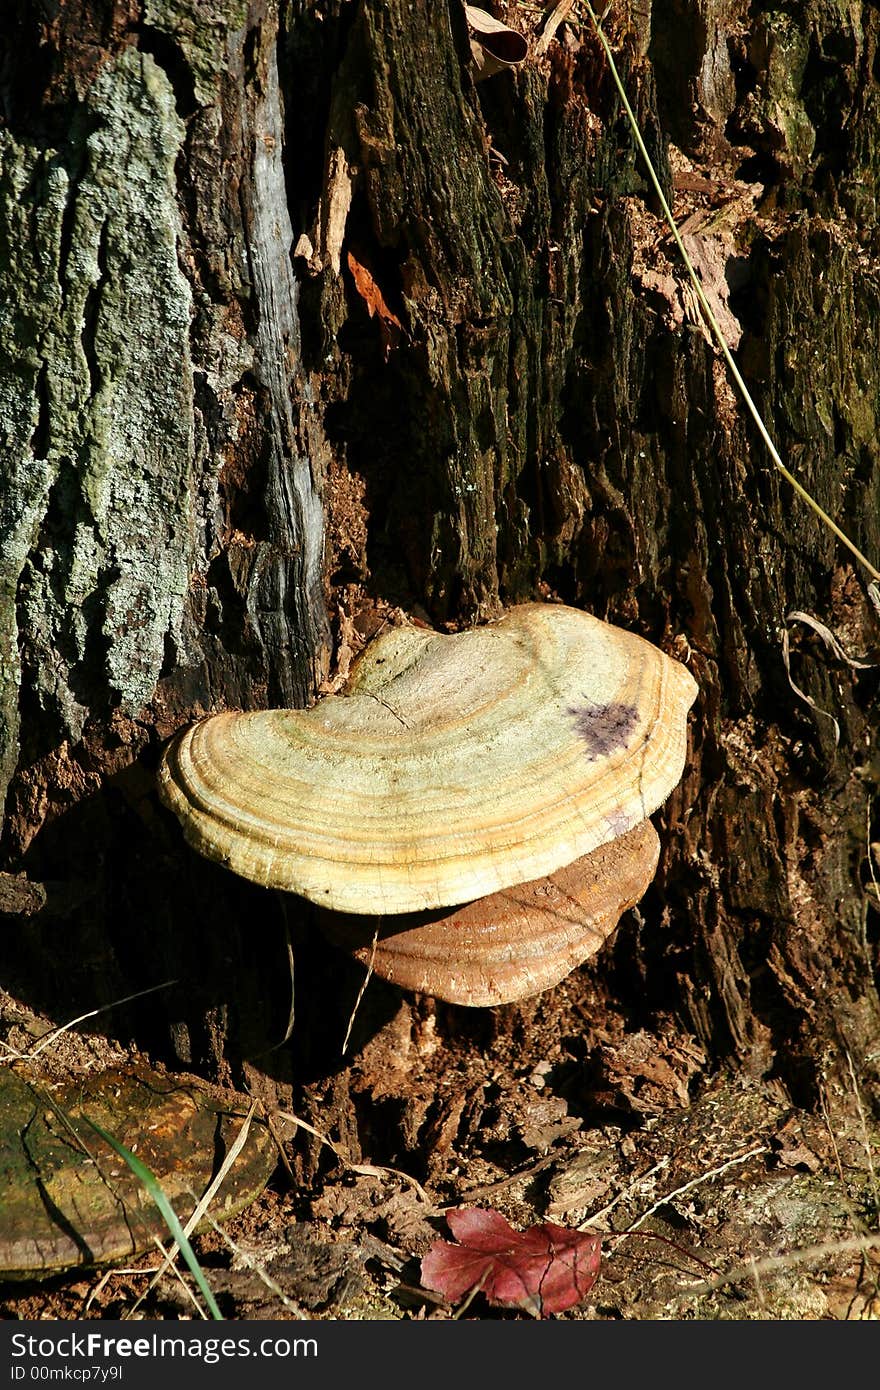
left=1, top=0, right=878, bottom=1152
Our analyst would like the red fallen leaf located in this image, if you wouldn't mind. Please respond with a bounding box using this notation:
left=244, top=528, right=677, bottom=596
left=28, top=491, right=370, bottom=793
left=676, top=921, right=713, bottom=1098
left=420, top=1207, right=601, bottom=1316
left=346, top=250, right=405, bottom=360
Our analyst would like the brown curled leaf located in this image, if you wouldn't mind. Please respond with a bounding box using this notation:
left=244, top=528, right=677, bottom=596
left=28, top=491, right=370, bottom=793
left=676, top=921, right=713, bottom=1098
left=463, top=4, right=528, bottom=79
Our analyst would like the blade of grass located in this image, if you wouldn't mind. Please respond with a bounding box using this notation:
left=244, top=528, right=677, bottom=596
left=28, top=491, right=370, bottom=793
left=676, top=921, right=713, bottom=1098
left=149, top=1235, right=208, bottom=1319
left=277, top=1108, right=433, bottom=1203
left=125, top=1101, right=258, bottom=1319
left=197, top=1210, right=307, bottom=1318
left=0, top=980, right=178, bottom=1064
left=584, top=2, right=880, bottom=584
left=81, top=1114, right=223, bottom=1321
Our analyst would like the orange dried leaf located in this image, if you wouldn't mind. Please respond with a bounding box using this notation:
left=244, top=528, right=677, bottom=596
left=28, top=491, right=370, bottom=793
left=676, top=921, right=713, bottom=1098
left=346, top=250, right=404, bottom=359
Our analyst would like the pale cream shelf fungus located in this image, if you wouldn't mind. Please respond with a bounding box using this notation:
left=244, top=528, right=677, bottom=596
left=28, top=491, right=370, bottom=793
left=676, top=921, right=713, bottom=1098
left=158, top=603, right=697, bottom=922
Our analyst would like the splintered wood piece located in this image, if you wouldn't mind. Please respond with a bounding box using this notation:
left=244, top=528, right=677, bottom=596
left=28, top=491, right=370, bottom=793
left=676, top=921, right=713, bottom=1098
left=318, top=821, right=661, bottom=1006
left=159, top=603, right=696, bottom=914
left=0, top=1065, right=277, bottom=1280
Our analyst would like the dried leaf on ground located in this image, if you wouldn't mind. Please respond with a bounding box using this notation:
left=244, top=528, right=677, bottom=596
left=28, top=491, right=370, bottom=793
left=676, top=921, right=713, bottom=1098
left=420, top=1207, right=601, bottom=1316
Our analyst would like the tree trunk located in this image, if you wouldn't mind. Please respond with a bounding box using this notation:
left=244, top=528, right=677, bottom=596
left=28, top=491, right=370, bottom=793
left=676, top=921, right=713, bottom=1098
left=1, top=0, right=878, bottom=1146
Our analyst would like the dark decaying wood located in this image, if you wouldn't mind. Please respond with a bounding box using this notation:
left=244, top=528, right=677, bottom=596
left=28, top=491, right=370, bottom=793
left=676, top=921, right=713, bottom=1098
left=1, top=0, right=878, bottom=1154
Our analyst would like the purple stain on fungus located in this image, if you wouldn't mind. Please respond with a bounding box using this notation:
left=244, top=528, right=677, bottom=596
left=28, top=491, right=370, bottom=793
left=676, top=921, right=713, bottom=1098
left=604, top=809, right=633, bottom=838
left=567, top=701, right=640, bottom=761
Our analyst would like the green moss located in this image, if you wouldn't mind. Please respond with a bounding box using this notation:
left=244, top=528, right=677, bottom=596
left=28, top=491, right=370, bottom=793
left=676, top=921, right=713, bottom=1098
left=750, top=13, right=816, bottom=167
left=144, top=0, right=248, bottom=105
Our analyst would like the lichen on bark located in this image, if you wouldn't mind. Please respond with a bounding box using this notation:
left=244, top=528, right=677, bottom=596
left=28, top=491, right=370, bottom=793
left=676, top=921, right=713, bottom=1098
left=0, top=47, right=193, bottom=812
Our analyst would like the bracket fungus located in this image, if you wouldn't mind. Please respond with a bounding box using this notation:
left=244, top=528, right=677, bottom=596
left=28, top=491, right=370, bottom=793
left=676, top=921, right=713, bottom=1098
left=319, top=820, right=661, bottom=1007
left=159, top=603, right=697, bottom=1005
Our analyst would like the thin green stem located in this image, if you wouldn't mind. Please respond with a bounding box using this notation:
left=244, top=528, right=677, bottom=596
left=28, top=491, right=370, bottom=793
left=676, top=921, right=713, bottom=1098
left=82, top=1116, right=224, bottom=1320
left=583, top=2, right=880, bottom=583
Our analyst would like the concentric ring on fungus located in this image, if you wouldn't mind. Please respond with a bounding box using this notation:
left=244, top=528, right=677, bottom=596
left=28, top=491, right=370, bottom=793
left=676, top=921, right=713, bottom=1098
left=158, top=603, right=697, bottom=918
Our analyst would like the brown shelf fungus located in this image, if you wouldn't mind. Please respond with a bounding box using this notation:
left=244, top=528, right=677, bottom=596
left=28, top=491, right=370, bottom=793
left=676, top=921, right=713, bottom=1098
left=317, top=819, right=661, bottom=1006
left=158, top=603, right=697, bottom=922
